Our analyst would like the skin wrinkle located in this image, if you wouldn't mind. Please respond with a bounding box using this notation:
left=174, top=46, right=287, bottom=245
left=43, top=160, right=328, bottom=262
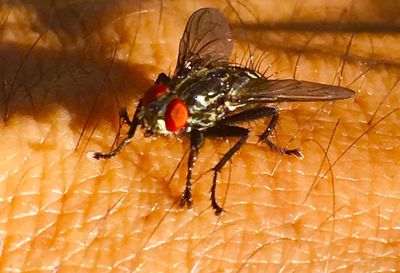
left=0, top=0, right=398, bottom=272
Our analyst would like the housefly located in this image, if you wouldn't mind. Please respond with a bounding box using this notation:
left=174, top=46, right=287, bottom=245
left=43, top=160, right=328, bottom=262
left=91, top=8, right=355, bottom=215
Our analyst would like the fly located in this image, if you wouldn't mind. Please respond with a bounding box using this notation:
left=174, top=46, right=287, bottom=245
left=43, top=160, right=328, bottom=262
left=91, top=8, right=355, bottom=215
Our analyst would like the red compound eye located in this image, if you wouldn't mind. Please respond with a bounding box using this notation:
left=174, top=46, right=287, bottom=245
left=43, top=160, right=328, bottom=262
left=165, top=98, right=189, bottom=132
left=143, top=84, right=168, bottom=105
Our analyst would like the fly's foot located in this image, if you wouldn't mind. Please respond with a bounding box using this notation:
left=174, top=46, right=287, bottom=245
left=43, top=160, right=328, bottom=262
left=285, top=148, right=303, bottom=159
left=210, top=170, right=225, bottom=216
left=180, top=189, right=193, bottom=209
left=274, top=146, right=303, bottom=159
left=261, top=138, right=303, bottom=159
left=211, top=199, right=224, bottom=216
left=91, top=152, right=108, bottom=160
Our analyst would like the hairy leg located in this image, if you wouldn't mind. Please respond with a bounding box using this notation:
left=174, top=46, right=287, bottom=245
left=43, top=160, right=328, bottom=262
left=205, top=126, right=250, bottom=215
left=180, top=129, right=204, bottom=209
left=222, top=107, right=303, bottom=157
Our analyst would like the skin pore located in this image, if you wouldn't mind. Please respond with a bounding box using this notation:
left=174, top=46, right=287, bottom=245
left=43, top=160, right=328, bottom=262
left=0, top=0, right=399, bottom=272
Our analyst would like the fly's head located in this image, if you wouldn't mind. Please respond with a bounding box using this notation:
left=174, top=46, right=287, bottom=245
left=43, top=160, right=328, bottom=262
left=139, top=74, right=189, bottom=137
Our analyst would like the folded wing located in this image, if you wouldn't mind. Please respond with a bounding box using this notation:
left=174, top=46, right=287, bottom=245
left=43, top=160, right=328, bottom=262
left=234, top=78, right=355, bottom=103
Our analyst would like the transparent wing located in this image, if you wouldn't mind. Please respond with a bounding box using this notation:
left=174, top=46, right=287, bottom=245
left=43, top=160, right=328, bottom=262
left=234, top=79, right=355, bottom=103
left=175, top=8, right=233, bottom=73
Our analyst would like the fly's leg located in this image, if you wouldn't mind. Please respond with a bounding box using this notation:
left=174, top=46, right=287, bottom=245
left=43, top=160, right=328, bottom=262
left=222, top=107, right=302, bottom=158
left=92, top=101, right=142, bottom=160
left=180, top=130, right=204, bottom=209
left=257, top=107, right=302, bottom=158
left=119, top=107, right=131, bottom=126
left=205, top=126, right=249, bottom=215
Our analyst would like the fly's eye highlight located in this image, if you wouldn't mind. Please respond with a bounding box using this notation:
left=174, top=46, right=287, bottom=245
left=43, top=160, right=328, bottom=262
left=143, top=84, right=168, bottom=105
left=165, top=98, right=189, bottom=131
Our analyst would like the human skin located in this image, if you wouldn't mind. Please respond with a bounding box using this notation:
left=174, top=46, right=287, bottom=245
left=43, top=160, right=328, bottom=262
left=0, top=0, right=399, bottom=272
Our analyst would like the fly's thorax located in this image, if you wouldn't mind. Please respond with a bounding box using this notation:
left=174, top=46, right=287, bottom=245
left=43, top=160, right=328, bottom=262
left=224, top=67, right=261, bottom=111
left=172, top=66, right=231, bottom=129
left=170, top=66, right=261, bottom=130
left=185, top=90, right=227, bottom=129
left=224, top=75, right=251, bottom=111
